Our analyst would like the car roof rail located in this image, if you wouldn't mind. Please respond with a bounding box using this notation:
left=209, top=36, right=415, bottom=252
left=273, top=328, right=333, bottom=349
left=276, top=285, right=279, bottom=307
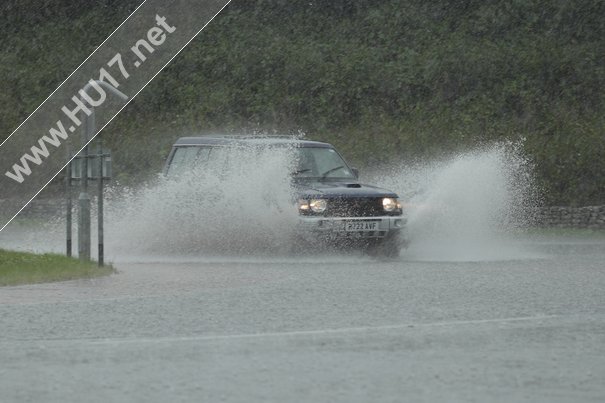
left=201, top=134, right=302, bottom=139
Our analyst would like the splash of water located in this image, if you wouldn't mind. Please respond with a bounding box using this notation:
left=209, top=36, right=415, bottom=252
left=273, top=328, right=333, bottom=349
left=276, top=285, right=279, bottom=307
left=105, top=145, right=299, bottom=258
left=370, top=143, right=539, bottom=261
left=0, top=142, right=541, bottom=262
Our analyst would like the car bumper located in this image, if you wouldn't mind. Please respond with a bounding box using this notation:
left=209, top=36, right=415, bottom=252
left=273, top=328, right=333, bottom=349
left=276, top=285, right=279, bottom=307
left=296, top=215, right=406, bottom=239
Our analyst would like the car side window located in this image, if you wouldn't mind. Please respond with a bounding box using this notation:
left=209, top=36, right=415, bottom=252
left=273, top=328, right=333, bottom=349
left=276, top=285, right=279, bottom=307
left=167, top=146, right=211, bottom=176
left=206, top=147, right=230, bottom=175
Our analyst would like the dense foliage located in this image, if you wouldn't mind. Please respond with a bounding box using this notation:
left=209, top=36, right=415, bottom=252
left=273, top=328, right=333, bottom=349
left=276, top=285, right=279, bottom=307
left=1, top=0, right=603, bottom=204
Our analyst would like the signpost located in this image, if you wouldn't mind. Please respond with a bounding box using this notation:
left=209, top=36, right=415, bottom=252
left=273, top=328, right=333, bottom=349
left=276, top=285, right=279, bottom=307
left=65, top=142, right=112, bottom=265
left=65, top=80, right=127, bottom=265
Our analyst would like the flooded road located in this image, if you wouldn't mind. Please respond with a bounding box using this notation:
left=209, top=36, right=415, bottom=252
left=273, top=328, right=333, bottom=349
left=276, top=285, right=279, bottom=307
left=1, top=235, right=604, bottom=402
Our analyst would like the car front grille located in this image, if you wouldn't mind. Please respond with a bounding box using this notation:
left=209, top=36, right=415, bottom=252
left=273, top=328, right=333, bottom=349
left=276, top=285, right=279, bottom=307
left=325, top=198, right=385, bottom=217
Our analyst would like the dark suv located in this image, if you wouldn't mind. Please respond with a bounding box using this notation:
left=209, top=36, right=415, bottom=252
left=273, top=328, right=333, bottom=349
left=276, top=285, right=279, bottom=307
left=164, top=136, right=407, bottom=257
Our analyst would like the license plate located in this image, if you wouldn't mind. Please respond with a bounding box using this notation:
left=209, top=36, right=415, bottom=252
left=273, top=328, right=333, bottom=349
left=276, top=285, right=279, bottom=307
left=345, top=221, right=379, bottom=231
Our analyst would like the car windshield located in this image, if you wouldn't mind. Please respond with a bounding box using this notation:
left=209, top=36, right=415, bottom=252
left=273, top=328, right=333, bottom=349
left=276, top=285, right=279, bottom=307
left=293, top=147, right=355, bottom=179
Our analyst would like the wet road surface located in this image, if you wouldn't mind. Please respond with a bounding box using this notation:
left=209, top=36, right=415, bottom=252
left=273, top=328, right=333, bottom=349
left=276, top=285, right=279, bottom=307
left=1, top=236, right=604, bottom=402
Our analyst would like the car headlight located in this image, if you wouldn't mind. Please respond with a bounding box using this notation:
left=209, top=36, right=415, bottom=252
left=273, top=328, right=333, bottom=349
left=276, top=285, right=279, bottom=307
left=382, top=197, right=401, bottom=212
left=310, top=199, right=327, bottom=213
left=298, top=199, right=327, bottom=213
left=298, top=199, right=310, bottom=212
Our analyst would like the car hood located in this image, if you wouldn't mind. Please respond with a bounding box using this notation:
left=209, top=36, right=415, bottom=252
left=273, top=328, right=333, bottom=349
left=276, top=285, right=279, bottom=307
left=294, top=180, right=398, bottom=199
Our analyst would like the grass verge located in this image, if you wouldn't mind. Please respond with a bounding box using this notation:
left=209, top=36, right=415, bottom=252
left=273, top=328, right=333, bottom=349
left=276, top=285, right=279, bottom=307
left=0, top=249, right=114, bottom=286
